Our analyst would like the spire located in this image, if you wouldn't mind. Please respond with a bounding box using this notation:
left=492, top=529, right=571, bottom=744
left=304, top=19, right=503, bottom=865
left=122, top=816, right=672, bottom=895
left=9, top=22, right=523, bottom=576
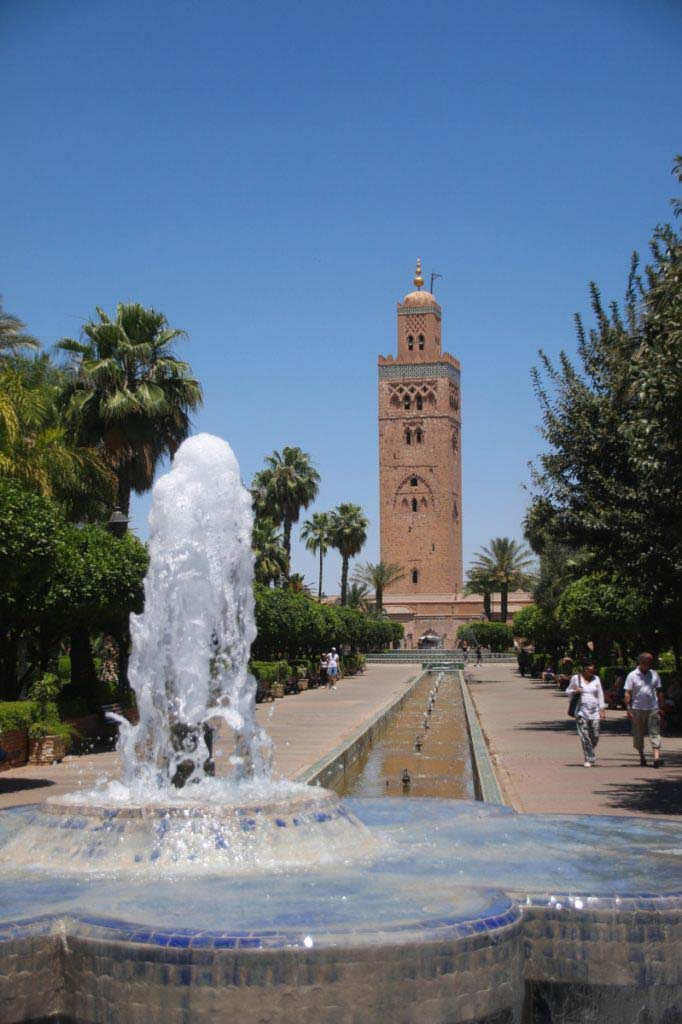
left=413, top=258, right=424, bottom=290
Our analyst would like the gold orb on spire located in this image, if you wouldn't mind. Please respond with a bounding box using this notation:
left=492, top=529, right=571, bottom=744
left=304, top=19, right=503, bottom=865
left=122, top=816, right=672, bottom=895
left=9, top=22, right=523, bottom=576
left=413, top=257, right=424, bottom=290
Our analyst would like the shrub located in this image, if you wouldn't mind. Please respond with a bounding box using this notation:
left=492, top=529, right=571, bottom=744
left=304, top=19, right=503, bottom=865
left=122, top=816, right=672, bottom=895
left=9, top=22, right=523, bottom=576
left=597, top=665, right=626, bottom=688
left=0, top=701, right=37, bottom=734
left=457, top=621, right=513, bottom=652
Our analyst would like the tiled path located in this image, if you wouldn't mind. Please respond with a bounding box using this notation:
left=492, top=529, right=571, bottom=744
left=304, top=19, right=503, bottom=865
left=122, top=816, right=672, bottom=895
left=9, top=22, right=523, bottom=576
left=0, top=664, right=418, bottom=809
left=467, top=662, right=682, bottom=818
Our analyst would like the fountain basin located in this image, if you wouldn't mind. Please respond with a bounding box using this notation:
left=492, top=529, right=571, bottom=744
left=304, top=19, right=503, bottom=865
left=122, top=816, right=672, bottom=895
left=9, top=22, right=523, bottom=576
left=2, top=797, right=682, bottom=1023
left=0, top=787, right=377, bottom=875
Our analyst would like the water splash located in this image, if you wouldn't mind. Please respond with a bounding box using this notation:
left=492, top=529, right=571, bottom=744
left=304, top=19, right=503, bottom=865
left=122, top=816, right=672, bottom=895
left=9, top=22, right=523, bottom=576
left=116, top=434, right=274, bottom=799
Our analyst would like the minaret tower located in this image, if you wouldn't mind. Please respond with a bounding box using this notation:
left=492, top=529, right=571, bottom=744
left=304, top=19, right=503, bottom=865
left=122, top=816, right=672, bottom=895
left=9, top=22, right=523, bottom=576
left=378, top=260, right=463, bottom=612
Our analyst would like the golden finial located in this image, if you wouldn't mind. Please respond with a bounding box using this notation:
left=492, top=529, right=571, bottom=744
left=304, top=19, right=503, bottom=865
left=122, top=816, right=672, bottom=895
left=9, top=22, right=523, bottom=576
left=413, top=257, right=424, bottom=290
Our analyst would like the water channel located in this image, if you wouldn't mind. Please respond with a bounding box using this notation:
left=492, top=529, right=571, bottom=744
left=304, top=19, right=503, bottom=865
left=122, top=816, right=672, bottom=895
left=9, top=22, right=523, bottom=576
left=335, top=671, right=476, bottom=800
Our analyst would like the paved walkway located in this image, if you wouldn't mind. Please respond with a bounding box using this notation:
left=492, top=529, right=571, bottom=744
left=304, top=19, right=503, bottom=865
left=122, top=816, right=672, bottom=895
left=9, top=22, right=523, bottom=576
left=467, top=662, right=682, bottom=818
left=0, top=664, right=418, bottom=809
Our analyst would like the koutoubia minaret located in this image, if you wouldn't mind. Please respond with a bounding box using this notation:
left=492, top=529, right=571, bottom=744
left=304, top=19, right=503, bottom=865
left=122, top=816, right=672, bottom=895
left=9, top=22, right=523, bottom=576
left=378, top=260, right=463, bottom=647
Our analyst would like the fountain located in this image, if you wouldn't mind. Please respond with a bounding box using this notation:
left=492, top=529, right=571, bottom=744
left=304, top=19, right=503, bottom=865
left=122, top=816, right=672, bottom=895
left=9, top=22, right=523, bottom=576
left=1, top=434, right=682, bottom=1023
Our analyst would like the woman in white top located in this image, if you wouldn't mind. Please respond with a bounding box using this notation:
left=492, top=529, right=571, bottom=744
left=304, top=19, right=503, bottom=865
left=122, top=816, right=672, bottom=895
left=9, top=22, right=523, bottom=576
left=566, top=660, right=606, bottom=767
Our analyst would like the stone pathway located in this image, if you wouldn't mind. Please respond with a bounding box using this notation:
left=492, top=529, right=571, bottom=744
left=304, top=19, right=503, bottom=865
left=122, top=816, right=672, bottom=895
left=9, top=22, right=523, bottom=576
left=0, top=664, right=418, bottom=809
left=467, top=662, right=682, bottom=818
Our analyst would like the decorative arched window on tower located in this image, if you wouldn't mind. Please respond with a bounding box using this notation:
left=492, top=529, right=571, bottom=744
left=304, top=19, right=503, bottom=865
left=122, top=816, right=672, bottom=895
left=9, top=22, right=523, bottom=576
left=404, top=395, right=411, bottom=411
left=415, top=429, right=423, bottom=444
left=407, top=334, right=414, bottom=350
left=411, top=497, right=418, bottom=513
left=415, top=395, right=423, bottom=411
left=405, top=429, right=412, bottom=446
left=411, top=569, right=419, bottom=584
left=410, top=476, right=418, bottom=487
left=418, top=334, right=425, bottom=350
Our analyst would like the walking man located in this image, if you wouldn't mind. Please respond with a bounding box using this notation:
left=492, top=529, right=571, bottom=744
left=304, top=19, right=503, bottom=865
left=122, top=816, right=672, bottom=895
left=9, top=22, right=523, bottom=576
left=624, top=653, right=665, bottom=768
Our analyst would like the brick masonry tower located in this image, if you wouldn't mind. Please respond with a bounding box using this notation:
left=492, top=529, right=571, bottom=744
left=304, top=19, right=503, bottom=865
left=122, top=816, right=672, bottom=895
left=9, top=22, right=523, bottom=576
left=378, top=260, right=464, bottom=647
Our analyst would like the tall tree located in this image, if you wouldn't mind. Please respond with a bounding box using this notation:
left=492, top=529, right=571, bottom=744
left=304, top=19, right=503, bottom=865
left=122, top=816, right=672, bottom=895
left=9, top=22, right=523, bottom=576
left=252, top=517, right=288, bottom=585
left=345, top=581, right=371, bottom=612
left=252, top=447, right=320, bottom=578
left=463, top=566, right=495, bottom=620
left=331, top=503, right=368, bottom=605
left=0, top=298, right=39, bottom=358
left=0, top=360, right=114, bottom=517
left=301, top=511, right=333, bottom=600
left=57, top=302, right=202, bottom=516
left=527, top=157, right=682, bottom=665
left=469, top=538, right=535, bottom=621
left=352, top=560, right=405, bottom=615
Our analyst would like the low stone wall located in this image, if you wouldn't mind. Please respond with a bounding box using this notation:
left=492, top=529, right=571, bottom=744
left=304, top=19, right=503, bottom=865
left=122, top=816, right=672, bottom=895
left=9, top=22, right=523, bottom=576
left=0, top=729, right=27, bottom=771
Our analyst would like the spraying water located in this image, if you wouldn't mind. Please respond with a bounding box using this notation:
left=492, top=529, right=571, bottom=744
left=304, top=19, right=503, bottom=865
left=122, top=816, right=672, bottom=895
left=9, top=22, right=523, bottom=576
left=116, top=434, right=274, bottom=799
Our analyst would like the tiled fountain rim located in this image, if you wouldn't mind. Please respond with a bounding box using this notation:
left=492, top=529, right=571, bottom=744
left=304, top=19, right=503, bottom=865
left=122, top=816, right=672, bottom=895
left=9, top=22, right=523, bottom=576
left=41, top=788, right=331, bottom=819
left=0, top=896, right=521, bottom=951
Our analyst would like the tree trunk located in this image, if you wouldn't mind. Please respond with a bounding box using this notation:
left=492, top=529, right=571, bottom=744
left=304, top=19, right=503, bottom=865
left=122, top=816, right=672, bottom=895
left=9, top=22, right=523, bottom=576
left=116, top=477, right=132, bottom=519
left=282, top=519, right=292, bottom=580
left=376, top=585, right=383, bottom=616
left=0, top=632, right=19, bottom=701
left=318, top=548, right=323, bottom=601
left=483, top=592, right=492, bottom=620
left=340, top=556, right=349, bottom=605
left=116, top=625, right=131, bottom=705
left=70, top=627, right=99, bottom=695
left=501, top=585, right=509, bottom=622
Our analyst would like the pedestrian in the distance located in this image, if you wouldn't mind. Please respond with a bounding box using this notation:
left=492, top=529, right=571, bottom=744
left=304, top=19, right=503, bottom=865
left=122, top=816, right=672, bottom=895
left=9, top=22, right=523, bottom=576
left=327, top=648, right=340, bottom=689
left=566, top=660, right=606, bottom=767
left=624, top=653, right=665, bottom=768
left=475, top=644, right=482, bottom=666
left=319, top=652, right=328, bottom=688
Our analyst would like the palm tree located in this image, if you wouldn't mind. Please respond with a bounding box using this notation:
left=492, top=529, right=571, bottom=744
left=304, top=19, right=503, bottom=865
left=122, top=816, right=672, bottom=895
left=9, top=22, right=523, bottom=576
left=331, top=503, right=368, bottom=605
left=0, top=298, right=39, bottom=358
left=252, top=447, right=320, bottom=578
left=469, top=537, right=536, bottom=621
left=345, top=581, right=371, bottom=611
left=463, top=566, right=496, bottom=620
left=352, top=560, right=406, bottom=615
left=300, top=511, right=333, bottom=600
left=288, top=573, right=311, bottom=595
left=0, top=363, right=114, bottom=515
left=57, top=303, right=202, bottom=517
left=252, top=517, right=288, bottom=585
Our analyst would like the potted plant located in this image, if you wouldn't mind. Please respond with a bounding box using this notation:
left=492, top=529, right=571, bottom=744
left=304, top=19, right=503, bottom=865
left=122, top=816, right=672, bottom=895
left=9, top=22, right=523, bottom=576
left=27, top=674, right=70, bottom=765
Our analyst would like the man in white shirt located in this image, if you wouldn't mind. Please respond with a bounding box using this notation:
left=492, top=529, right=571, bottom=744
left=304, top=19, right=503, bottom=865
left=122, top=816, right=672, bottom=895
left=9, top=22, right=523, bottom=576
left=624, top=653, right=665, bottom=768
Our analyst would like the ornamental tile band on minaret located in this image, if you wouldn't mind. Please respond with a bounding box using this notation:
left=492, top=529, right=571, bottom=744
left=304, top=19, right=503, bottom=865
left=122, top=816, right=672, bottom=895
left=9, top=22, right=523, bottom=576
left=378, top=260, right=463, bottom=647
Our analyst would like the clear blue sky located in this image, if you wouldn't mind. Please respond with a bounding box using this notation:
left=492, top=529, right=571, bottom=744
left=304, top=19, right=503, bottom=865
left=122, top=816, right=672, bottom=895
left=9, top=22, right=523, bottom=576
left=2, top=0, right=680, bottom=592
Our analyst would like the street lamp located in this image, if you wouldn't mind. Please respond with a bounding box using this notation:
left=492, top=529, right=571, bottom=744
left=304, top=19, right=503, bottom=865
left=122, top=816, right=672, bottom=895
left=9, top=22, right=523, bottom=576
left=106, top=507, right=129, bottom=538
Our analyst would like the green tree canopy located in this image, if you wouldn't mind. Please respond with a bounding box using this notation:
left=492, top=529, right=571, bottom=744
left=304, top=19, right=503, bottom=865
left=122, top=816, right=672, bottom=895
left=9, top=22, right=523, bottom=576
left=57, top=302, right=202, bottom=515
left=252, top=446, right=320, bottom=578
left=331, top=503, right=368, bottom=605
left=469, top=538, right=535, bottom=621
left=556, top=574, right=650, bottom=664
left=252, top=516, right=287, bottom=585
left=457, top=621, right=513, bottom=652
left=300, top=510, right=334, bottom=600
left=352, top=560, right=406, bottom=615
left=0, top=297, right=39, bottom=358
left=0, top=359, right=114, bottom=519
left=527, top=157, right=682, bottom=665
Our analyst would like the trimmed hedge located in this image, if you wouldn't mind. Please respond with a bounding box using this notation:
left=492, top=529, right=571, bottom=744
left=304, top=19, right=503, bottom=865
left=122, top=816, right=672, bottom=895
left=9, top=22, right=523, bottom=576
left=250, top=660, right=292, bottom=684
